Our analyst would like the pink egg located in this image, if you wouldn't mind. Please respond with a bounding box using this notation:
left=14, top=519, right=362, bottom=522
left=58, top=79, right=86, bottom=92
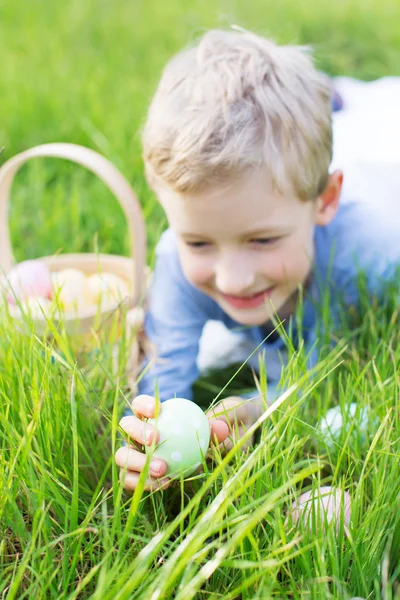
left=291, top=486, right=351, bottom=534
left=5, top=260, right=52, bottom=304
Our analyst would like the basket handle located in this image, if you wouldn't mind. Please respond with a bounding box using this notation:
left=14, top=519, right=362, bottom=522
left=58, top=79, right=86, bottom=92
left=0, top=143, right=146, bottom=303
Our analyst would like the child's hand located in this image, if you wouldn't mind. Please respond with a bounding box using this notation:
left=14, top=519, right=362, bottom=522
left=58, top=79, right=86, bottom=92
left=115, top=395, right=230, bottom=492
left=207, top=396, right=262, bottom=453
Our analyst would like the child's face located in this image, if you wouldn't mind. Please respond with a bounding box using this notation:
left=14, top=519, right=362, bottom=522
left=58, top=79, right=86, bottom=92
left=158, top=169, right=342, bottom=327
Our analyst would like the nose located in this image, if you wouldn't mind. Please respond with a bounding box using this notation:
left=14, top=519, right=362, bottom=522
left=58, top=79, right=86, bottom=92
left=214, top=251, right=255, bottom=296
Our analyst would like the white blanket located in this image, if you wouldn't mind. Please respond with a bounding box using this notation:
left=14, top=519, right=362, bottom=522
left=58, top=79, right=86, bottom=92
left=331, top=77, right=400, bottom=206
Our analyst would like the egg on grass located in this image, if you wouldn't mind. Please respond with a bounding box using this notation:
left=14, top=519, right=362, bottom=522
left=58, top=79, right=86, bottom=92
left=318, top=403, right=371, bottom=449
left=290, top=485, right=351, bottom=534
left=146, top=398, right=211, bottom=479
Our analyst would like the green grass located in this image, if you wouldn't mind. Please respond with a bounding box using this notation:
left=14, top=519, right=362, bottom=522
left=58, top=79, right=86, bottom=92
left=1, top=0, right=400, bottom=597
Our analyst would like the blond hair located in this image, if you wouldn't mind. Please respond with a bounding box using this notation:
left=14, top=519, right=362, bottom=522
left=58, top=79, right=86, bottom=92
left=142, top=29, right=333, bottom=200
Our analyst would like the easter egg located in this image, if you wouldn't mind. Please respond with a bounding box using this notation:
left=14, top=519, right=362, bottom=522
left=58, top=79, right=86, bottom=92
left=146, top=398, right=210, bottom=478
left=86, top=272, right=130, bottom=306
left=318, top=403, right=370, bottom=448
left=20, top=296, right=55, bottom=319
left=51, top=268, right=89, bottom=311
left=291, top=486, right=351, bottom=534
left=3, top=260, right=52, bottom=304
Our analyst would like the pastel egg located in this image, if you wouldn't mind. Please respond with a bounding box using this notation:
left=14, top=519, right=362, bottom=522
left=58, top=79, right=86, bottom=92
left=290, top=486, right=351, bottom=533
left=146, top=398, right=210, bottom=478
left=51, top=268, right=89, bottom=311
left=4, top=260, right=52, bottom=303
left=86, top=272, right=130, bottom=306
left=20, top=296, right=55, bottom=318
left=318, top=403, right=371, bottom=448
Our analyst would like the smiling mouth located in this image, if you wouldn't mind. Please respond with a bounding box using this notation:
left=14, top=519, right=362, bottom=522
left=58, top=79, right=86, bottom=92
left=220, top=287, right=275, bottom=309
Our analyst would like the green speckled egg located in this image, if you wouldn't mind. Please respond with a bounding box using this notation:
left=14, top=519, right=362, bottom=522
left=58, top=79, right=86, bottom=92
left=146, top=398, right=210, bottom=478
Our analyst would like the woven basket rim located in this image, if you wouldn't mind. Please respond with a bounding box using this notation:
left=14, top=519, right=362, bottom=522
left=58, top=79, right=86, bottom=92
left=5, top=253, right=150, bottom=323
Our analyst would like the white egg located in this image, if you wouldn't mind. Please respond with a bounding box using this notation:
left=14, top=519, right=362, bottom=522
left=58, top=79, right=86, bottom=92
left=51, top=268, right=89, bottom=311
left=86, top=272, right=130, bottom=306
left=20, top=296, right=54, bottom=318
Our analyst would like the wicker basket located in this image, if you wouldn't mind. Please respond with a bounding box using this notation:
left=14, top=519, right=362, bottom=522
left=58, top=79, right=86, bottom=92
left=0, top=143, right=148, bottom=345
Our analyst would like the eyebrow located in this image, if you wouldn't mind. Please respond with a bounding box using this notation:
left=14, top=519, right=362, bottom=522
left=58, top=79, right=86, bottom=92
left=180, top=227, right=290, bottom=238
left=243, top=226, right=290, bottom=236
left=180, top=232, right=212, bottom=239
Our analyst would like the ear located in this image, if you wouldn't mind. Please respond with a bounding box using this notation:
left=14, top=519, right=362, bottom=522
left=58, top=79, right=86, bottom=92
left=315, top=170, right=343, bottom=226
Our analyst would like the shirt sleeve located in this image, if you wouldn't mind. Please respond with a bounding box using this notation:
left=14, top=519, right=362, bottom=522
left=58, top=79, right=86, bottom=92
left=137, top=231, right=217, bottom=403
left=314, top=192, right=400, bottom=320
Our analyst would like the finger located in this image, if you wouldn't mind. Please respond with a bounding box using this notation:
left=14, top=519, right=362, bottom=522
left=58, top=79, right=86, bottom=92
left=115, top=446, right=167, bottom=478
left=225, top=425, right=253, bottom=450
left=209, top=419, right=230, bottom=445
left=119, top=468, right=170, bottom=492
left=207, top=400, right=248, bottom=425
left=207, top=422, right=236, bottom=456
left=119, top=415, right=158, bottom=446
left=132, top=394, right=158, bottom=419
left=211, top=425, right=253, bottom=455
left=209, top=412, right=245, bottom=434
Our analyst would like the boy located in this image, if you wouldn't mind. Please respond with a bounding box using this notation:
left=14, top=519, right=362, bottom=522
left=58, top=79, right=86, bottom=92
left=115, top=29, right=400, bottom=492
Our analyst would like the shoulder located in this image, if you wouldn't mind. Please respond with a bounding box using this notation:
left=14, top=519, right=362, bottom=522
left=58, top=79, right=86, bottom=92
left=315, top=188, right=400, bottom=301
left=152, top=228, right=186, bottom=282
left=317, top=193, right=400, bottom=266
left=154, top=228, right=179, bottom=257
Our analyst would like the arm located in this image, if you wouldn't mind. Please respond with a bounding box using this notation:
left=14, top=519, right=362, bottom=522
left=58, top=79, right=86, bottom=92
left=137, top=230, right=218, bottom=403
left=315, top=199, right=400, bottom=315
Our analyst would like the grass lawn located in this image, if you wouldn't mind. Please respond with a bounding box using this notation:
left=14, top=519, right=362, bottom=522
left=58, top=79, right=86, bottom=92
left=1, top=0, right=400, bottom=597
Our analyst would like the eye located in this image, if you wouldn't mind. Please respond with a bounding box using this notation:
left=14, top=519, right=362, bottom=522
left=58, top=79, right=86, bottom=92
left=185, top=241, right=210, bottom=249
left=251, top=237, right=282, bottom=245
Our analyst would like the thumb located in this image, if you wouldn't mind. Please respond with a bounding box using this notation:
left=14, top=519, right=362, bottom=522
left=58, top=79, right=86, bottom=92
left=209, top=418, right=230, bottom=446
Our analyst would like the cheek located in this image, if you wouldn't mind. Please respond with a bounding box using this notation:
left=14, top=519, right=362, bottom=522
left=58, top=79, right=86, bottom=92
left=262, top=237, right=314, bottom=281
left=180, top=253, right=213, bottom=286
